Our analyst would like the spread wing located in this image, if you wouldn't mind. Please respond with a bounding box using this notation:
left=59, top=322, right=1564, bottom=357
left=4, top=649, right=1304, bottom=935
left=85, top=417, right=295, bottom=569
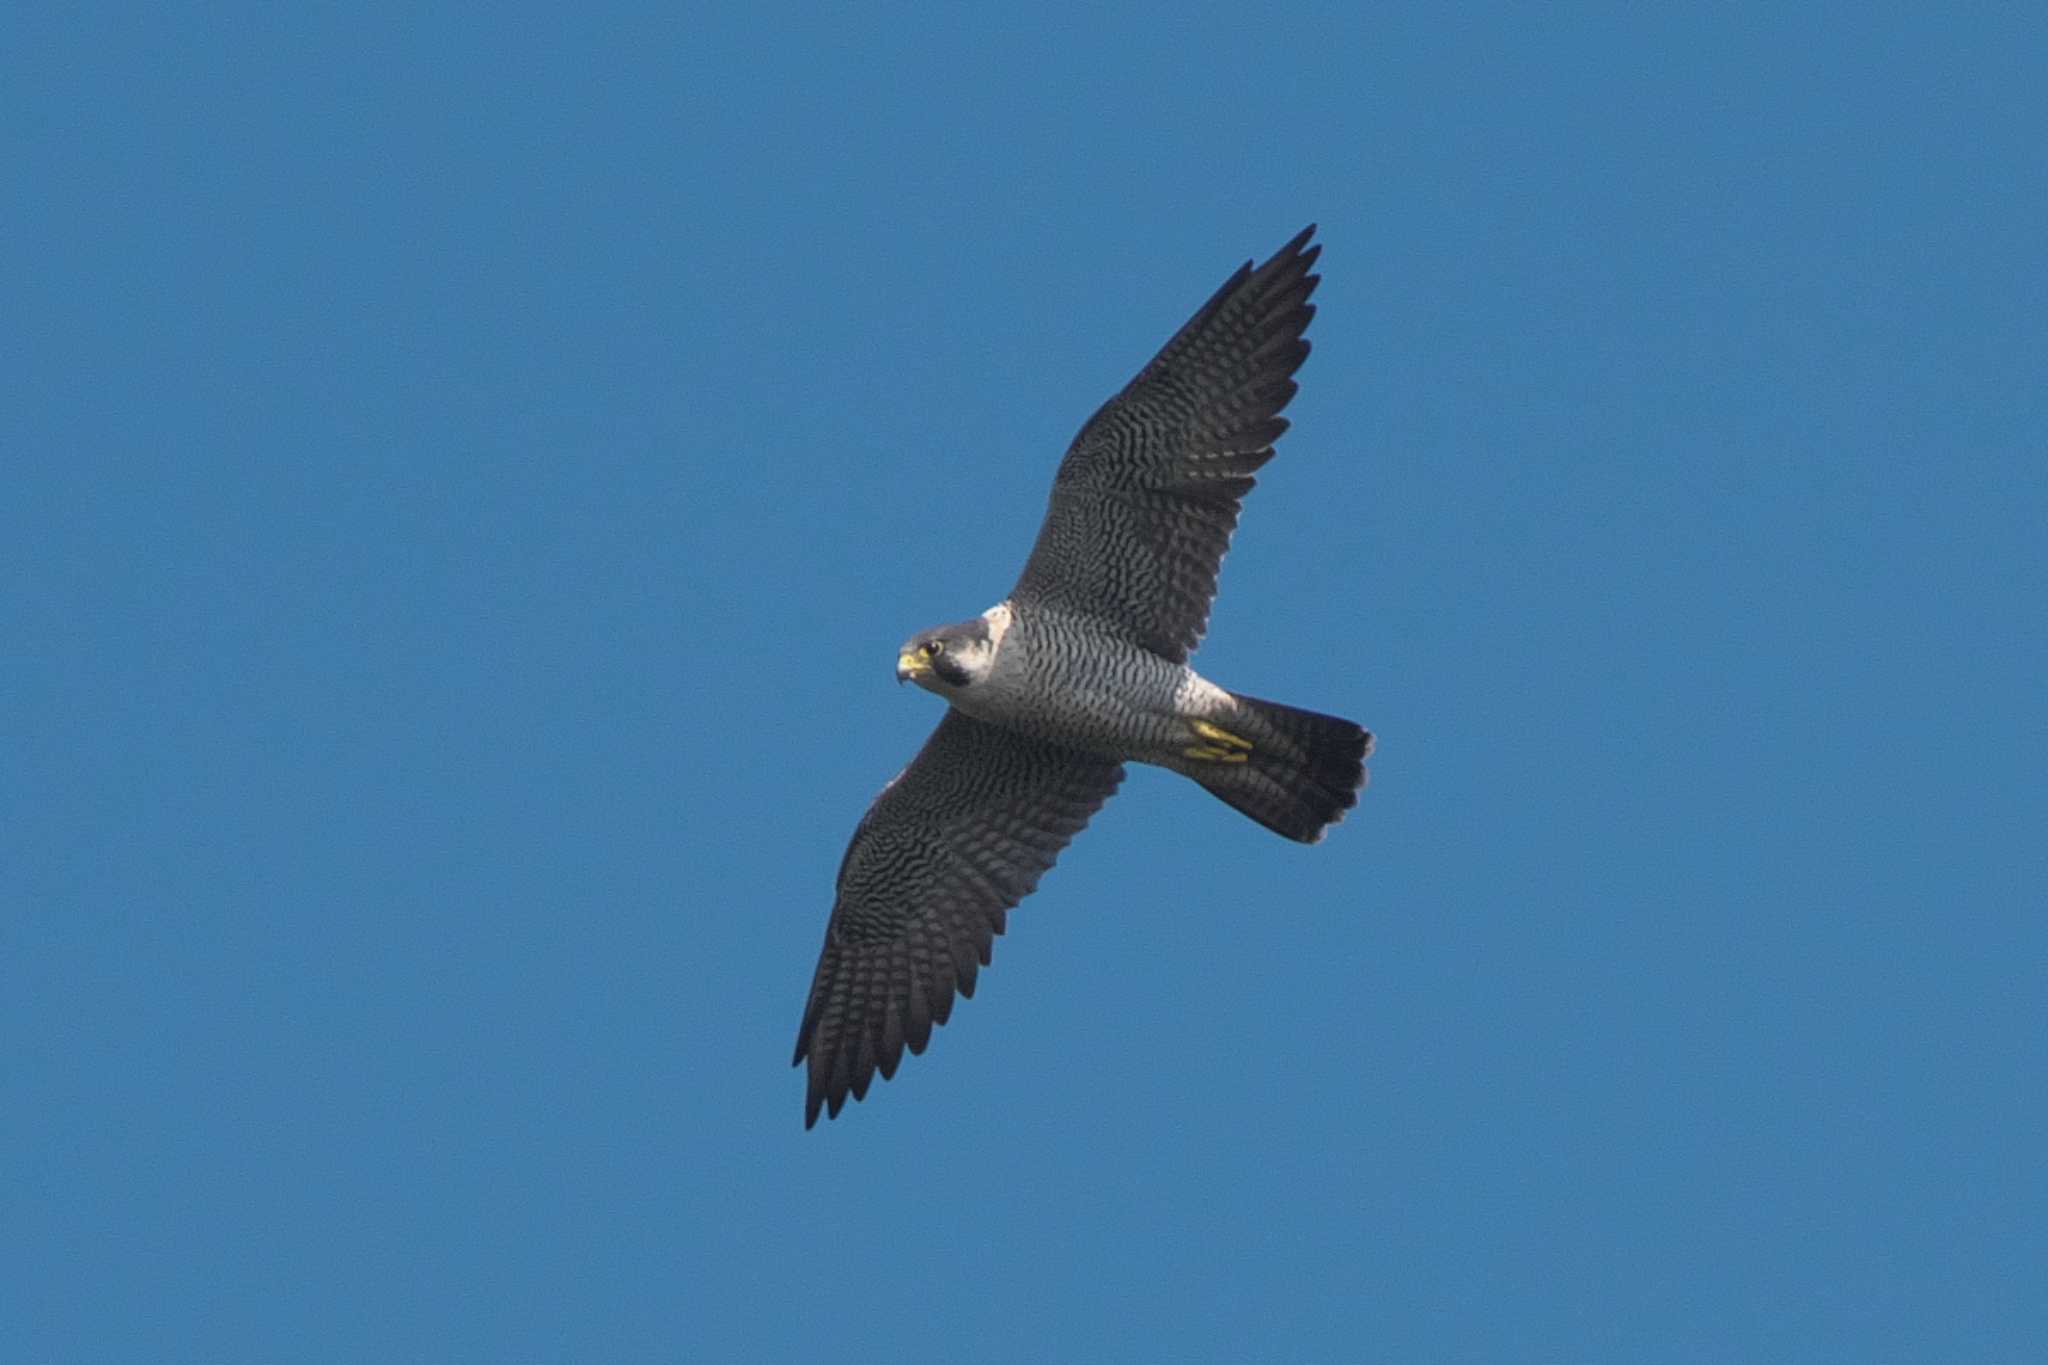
left=793, top=711, right=1124, bottom=1127
left=1009, top=226, right=1321, bottom=663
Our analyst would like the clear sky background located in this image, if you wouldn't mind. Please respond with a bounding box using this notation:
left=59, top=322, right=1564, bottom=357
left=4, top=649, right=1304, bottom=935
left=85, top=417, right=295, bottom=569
left=6, top=4, right=2044, bottom=1362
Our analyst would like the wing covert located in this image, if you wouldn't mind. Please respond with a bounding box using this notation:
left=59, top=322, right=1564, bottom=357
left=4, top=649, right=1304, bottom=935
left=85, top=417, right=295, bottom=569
left=792, top=711, right=1124, bottom=1127
left=1010, top=226, right=1322, bottom=662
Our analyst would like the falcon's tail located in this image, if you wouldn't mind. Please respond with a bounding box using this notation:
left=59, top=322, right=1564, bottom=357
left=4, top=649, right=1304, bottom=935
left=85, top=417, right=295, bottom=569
left=1189, top=693, right=1372, bottom=843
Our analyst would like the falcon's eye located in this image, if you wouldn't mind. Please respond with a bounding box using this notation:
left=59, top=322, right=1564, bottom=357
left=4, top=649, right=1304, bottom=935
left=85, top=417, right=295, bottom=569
left=926, top=640, right=944, bottom=657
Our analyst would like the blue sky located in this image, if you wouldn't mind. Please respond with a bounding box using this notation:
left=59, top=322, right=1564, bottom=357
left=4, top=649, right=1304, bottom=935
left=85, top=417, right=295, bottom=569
left=6, top=3, right=2044, bottom=1361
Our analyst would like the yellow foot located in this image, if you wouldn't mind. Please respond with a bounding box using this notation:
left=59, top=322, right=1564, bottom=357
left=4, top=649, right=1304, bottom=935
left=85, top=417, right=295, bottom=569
left=1183, top=721, right=1253, bottom=763
left=1188, top=719, right=1253, bottom=752
left=1183, top=744, right=1251, bottom=763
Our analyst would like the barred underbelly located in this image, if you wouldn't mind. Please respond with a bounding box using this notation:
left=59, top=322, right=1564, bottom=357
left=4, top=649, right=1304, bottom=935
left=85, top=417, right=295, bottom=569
left=951, top=614, right=1210, bottom=761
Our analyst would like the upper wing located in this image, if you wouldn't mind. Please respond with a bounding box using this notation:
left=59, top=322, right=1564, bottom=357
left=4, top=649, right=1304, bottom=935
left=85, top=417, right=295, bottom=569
left=793, top=710, right=1124, bottom=1127
left=1009, top=226, right=1321, bottom=663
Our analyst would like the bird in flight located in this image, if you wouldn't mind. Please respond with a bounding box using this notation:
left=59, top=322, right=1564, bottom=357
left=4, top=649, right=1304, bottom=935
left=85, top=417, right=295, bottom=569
left=793, top=226, right=1371, bottom=1127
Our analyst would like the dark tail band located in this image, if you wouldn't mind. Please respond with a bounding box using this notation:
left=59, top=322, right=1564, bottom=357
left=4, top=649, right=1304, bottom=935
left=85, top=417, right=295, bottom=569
left=1191, top=693, right=1371, bottom=843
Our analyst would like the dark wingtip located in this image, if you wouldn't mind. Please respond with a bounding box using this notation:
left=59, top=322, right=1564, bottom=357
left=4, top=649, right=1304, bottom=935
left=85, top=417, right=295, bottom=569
left=1256, top=227, right=1318, bottom=277
left=1282, top=223, right=1317, bottom=255
left=1251, top=227, right=1322, bottom=308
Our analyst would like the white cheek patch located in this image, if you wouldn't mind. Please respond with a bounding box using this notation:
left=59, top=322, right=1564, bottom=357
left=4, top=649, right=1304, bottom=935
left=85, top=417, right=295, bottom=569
left=958, top=636, right=999, bottom=680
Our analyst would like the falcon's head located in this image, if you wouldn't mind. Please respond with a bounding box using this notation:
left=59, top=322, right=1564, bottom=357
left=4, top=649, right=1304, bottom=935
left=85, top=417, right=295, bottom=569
left=896, top=604, right=1011, bottom=695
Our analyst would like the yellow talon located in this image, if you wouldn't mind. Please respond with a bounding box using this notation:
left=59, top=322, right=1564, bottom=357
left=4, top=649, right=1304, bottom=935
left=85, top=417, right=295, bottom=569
left=1189, top=720, right=1253, bottom=752
left=1183, top=744, right=1250, bottom=764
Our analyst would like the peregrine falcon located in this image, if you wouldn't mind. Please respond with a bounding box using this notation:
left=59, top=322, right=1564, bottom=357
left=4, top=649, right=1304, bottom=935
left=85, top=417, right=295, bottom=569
left=793, top=226, right=1371, bottom=1127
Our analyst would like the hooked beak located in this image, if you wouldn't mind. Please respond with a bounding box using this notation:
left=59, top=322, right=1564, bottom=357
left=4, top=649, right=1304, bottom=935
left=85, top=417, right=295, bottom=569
left=896, top=651, right=926, bottom=684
